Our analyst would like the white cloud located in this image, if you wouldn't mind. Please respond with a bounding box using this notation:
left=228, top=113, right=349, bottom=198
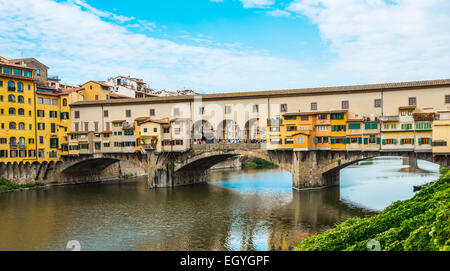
left=267, top=9, right=290, bottom=17
left=240, top=0, right=275, bottom=9
left=287, top=0, right=450, bottom=82
left=0, top=0, right=317, bottom=92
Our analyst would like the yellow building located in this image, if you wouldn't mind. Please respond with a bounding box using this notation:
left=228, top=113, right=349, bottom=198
left=266, top=117, right=284, bottom=149
left=0, top=60, right=37, bottom=163
left=138, top=119, right=166, bottom=153
left=330, top=110, right=348, bottom=150
left=80, top=81, right=112, bottom=101
left=432, top=111, right=450, bottom=154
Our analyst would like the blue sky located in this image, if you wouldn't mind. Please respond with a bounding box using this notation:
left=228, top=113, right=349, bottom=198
left=1, top=0, right=449, bottom=93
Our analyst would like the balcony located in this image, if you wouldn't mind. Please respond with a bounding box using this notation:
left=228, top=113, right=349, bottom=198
left=379, top=116, right=399, bottom=122
left=9, top=143, right=18, bottom=148
left=8, top=86, right=16, bottom=92
left=267, top=118, right=283, bottom=126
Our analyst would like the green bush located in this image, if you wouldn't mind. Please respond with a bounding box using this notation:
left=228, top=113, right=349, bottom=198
left=296, top=172, right=450, bottom=251
left=0, top=178, right=45, bottom=192
left=440, top=166, right=449, bottom=175
left=243, top=158, right=278, bottom=169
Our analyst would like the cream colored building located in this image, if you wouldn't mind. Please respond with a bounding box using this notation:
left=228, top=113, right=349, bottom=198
left=70, top=79, right=450, bottom=155
left=433, top=111, right=450, bottom=154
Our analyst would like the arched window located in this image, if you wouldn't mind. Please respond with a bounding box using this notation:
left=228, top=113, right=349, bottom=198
left=19, top=137, right=25, bottom=145
left=18, top=108, right=25, bottom=116
left=18, top=95, right=24, bottom=103
left=8, top=81, right=15, bottom=91
left=8, top=95, right=15, bottom=102
left=10, top=137, right=17, bottom=144
left=63, top=98, right=67, bottom=106
left=18, top=122, right=25, bottom=130
left=17, top=82, right=23, bottom=92
left=9, top=122, right=16, bottom=130
left=8, top=108, right=16, bottom=115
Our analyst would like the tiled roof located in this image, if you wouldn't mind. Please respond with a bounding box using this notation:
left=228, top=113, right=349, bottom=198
left=71, top=78, right=450, bottom=107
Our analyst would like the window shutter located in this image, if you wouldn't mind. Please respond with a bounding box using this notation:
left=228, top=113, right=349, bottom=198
left=394, top=139, right=397, bottom=145
left=358, top=137, right=362, bottom=144
left=419, top=138, right=422, bottom=145
left=331, top=138, right=335, bottom=144
left=377, top=138, right=381, bottom=144
left=382, top=139, right=386, bottom=145
left=412, top=139, right=414, bottom=144
left=364, top=138, right=368, bottom=145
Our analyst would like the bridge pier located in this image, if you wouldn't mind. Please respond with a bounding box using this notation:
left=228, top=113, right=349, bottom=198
left=148, top=167, right=209, bottom=188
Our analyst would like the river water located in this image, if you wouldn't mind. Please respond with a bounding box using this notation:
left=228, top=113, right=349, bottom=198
left=0, top=157, right=440, bottom=251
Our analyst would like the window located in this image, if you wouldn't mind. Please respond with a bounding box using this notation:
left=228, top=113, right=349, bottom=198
left=63, top=98, right=67, bottom=106
left=331, top=125, right=346, bottom=131
left=348, top=123, right=361, bottom=130
left=49, top=111, right=57, bottom=118
left=419, top=138, right=431, bottom=145
left=18, top=123, right=25, bottom=130
left=13, top=69, right=22, bottom=76
left=270, top=126, right=280, bottom=132
left=284, top=115, right=296, bottom=120
left=74, top=111, right=80, bottom=119
left=38, top=123, right=45, bottom=130
left=341, top=100, right=349, bottom=109
left=408, top=97, right=416, bottom=106
left=3, top=67, right=11, bottom=74
left=432, top=141, right=447, bottom=147
left=18, top=95, right=24, bottom=103
left=126, top=110, right=131, bottom=117
left=44, top=98, right=50, bottom=104
left=18, top=109, right=24, bottom=116
left=8, top=95, right=15, bottom=103
left=401, top=123, right=413, bottom=130
left=311, top=102, right=317, bottom=111
left=149, top=109, right=155, bottom=116
left=199, top=107, right=205, bottom=115
left=364, top=122, right=378, bottom=130
left=84, top=122, right=89, bottom=131
left=374, top=99, right=382, bottom=108
left=225, top=106, right=232, bottom=114
left=17, top=82, right=23, bottom=92
left=253, top=104, right=259, bottom=113
left=173, top=107, right=180, bottom=116
left=36, top=69, right=40, bottom=76
left=270, top=138, right=282, bottom=144
left=318, top=114, right=327, bottom=120
left=95, top=95, right=99, bottom=101
left=8, top=108, right=16, bottom=115
left=29, top=138, right=34, bottom=144
left=52, top=99, right=57, bottom=105
left=286, top=126, right=297, bottom=131
left=296, top=137, right=304, bottom=144
left=24, top=70, right=32, bottom=77
left=51, top=123, right=56, bottom=133
left=280, top=104, right=287, bottom=112
left=37, top=110, right=45, bottom=117
left=106, top=122, right=110, bottom=131
left=143, top=128, right=147, bottom=133
left=163, top=127, right=170, bottom=133
left=0, top=95, right=2, bottom=102
left=400, top=138, right=413, bottom=145
left=284, top=138, right=294, bottom=144
left=446, top=95, right=450, bottom=104
left=153, top=128, right=157, bottom=132
left=94, top=122, right=99, bottom=132
left=416, top=122, right=432, bottom=129
left=0, top=81, right=2, bottom=87
left=9, top=122, right=16, bottom=130
left=317, top=125, right=328, bottom=131
left=7, top=81, right=15, bottom=91
left=38, top=97, right=43, bottom=104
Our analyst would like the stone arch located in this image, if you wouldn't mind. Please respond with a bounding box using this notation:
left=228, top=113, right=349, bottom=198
left=216, top=119, right=241, bottom=141
left=244, top=118, right=265, bottom=142
left=192, top=120, right=214, bottom=142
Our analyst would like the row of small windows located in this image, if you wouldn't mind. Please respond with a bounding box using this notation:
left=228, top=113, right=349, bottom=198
left=37, top=97, right=58, bottom=105
left=0, top=67, right=32, bottom=77
left=0, top=81, right=32, bottom=92
left=1, top=94, right=28, bottom=103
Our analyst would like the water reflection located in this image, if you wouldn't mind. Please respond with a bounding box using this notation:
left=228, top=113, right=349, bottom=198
left=0, top=157, right=439, bottom=251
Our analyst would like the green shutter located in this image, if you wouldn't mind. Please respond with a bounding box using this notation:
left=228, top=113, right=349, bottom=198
left=358, top=137, right=362, bottom=144
left=377, top=138, right=381, bottom=144
left=331, top=138, right=335, bottom=144
left=412, top=139, right=414, bottom=144
left=394, top=139, right=397, bottom=145
left=419, top=138, right=422, bottom=145
left=382, top=139, right=386, bottom=145
left=364, top=138, right=368, bottom=145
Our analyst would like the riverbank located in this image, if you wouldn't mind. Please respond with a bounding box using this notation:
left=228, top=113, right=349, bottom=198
left=242, top=158, right=279, bottom=169
left=0, top=178, right=45, bottom=193
left=295, top=167, right=450, bottom=251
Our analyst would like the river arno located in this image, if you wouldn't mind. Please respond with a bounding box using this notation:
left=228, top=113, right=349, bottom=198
left=0, top=157, right=440, bottom=251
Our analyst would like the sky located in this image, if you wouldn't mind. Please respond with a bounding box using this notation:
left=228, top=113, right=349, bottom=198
left=0, top=0, right=449, bottom=93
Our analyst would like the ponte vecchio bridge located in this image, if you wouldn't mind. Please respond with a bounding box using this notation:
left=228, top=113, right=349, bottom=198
left=3, top=79, right=448, bottom=189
